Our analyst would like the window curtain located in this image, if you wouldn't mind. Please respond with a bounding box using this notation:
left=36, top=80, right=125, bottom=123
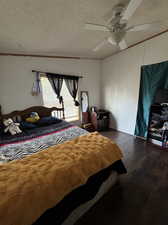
left=46, top=73, right=63, bottom=104
left=31, top=72, right=41, bottom=96
left=64, top=78, right=80, bottom=106
left=135, top=61, right=168, bottom=138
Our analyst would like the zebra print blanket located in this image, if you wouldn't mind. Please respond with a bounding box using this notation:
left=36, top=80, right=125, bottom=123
left=0, top=122, right=88, bottom=163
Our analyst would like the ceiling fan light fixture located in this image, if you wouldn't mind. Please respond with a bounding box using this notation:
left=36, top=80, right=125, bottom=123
left=110, top=30, right=126, bottom=44
left=107, top=37, right=116, bottom=45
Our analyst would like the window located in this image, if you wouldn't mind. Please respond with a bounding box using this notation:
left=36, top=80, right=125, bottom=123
left=41, top=76, right=79, bottom=121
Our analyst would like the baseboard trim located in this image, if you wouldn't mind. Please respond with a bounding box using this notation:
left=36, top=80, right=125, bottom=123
left=109, top=127, right=135, bottom=137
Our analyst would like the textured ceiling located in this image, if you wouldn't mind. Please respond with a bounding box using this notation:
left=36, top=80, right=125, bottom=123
left=0, top=0, right=168, bottom=59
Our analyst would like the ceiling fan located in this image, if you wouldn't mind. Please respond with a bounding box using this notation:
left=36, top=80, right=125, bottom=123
left=85, top=0, right=160, bottom=51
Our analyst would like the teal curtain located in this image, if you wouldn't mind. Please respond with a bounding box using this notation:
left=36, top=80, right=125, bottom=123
left=135, top=61, right=168, bottom=138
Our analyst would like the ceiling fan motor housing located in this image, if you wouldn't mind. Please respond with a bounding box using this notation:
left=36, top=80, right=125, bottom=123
left=113, top=4, right=125, bottom=18
left=109, top=4, right=127, bottom=30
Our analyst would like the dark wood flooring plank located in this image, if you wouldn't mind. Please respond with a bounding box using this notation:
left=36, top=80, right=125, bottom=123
left=75, top=130, right=168, bottom=225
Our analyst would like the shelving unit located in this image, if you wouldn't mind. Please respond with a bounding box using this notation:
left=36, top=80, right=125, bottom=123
left=148, top=104, right=168, bottom=148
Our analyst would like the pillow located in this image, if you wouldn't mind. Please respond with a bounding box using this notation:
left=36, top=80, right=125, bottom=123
left=26, top=112, right=40, bottom=123
left=20, top=121, right=37, bottom=129
left=37, top=116, right=62, bottom=127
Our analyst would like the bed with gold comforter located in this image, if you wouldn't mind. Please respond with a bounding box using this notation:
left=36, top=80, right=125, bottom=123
left=0, top=131, right=125, bottom=225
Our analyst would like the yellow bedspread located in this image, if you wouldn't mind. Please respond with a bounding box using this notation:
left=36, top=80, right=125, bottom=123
left=0, top=132, right=123, bottom=225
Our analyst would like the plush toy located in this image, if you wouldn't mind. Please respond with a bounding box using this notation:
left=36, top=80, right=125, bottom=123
left=3, top=118, right=22, bottom=135
left=0, top=154, right=10, bottom=164
left=26, top=112, right=40, bottom=123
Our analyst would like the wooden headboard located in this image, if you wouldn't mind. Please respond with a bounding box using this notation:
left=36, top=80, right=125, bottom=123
left=0, top=106, right=65, bottom=122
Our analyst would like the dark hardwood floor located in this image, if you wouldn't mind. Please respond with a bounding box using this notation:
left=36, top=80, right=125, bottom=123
left=75, top=130, right=168, bottom=225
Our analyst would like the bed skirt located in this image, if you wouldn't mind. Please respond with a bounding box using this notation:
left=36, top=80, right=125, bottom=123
left=62, top=171, right=118, bottom=225
left=33, top=160, right=126, bottom=225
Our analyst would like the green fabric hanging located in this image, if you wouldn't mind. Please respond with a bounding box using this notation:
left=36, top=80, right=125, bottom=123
left=135, top=61, right=168, bottom=138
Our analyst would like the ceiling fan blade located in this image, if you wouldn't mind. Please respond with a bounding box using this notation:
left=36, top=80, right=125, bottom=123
left=127, top=22, right=161, bottom=32
left=85, top=23, right=109, bottom=32
left=122, top=0, right=143, bottom=21
left=93, top=39, right=108, bottom=51
left=118, top=39, right=127, bottom=50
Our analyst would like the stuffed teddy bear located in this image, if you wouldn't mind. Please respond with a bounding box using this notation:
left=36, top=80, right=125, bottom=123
left=26, top=112, right=40, bottom=123
left=3, top=118, right=22, bottom=135
left=0, top=154, right=10, bottom=164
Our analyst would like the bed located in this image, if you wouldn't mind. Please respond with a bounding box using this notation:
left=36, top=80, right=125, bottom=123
left=0, top=106, right=126, bottom=225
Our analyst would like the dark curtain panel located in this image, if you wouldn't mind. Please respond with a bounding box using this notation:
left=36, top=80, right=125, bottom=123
left=32, top=72, right=41, bottom=96
left=135, top=61, right=168, bottom=138
left=64, top=78, right=80, bottom=106
left=36, top=72, right=41, bottom=94
left=46, top=73, right=63, bottom=104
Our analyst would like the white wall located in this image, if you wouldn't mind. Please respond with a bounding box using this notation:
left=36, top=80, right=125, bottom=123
left=0, top=56, right=100, bottom=114
left=101, top=32, right=168, bottom=135
left=1, top=32, right=168, bottom=133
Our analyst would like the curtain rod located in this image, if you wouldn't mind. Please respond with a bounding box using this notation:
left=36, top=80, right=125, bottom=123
left=32, top=70, right=83, bottom=78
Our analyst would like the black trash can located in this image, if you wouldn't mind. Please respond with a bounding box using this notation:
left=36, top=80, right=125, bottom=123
left=96, top=110, right=110, bottom=131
